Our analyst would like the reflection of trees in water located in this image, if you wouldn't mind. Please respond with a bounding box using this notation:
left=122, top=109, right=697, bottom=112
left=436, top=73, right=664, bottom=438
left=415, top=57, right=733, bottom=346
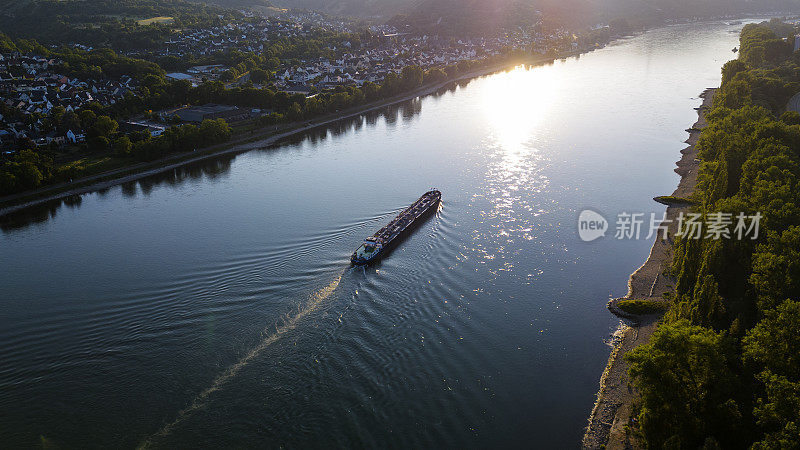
left=1, top=97, right=427, bottom=233
left=140, top=178, right=156, bottom=196
left=384, top=107, right=398, bottom=127
left=400, top=98, right=423, bottom=122
left=428, top=82, right=458, bottom=99
left=137, top=157, right=235, bottom=198
left=62, top=194, right=82, bottom=208
left=1, top=157, right=234, bottom=233
left=0, top=198, right=63, bottom=232
left=329, top=120, right=351, bottom=138
left=271, top=98, right=424, bottom=149
left=306, top=127, right=329, bottom=145
left=365, top=109, right=380, bottom=126
left=121, top=181, right=137, bottom=198
left=0, top=193, right=83, bottom=231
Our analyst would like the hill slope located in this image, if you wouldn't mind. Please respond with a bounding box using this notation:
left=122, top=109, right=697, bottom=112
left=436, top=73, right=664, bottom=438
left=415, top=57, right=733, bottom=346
left=270, top=0, right=800, bottom=23
left=387, top=0, right=545, bottom=35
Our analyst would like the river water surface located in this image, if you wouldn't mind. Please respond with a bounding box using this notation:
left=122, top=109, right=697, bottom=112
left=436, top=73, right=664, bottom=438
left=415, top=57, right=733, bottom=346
left=1, top=21, right=750, bottom=448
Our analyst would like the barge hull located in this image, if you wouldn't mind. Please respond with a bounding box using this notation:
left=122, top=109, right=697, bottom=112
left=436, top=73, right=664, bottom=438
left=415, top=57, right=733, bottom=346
left=351, top=190, right=441, bottom=265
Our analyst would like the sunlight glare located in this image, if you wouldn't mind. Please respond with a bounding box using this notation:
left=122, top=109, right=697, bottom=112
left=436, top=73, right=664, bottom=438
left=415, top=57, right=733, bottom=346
left=482, top=65, right=560, bottom=154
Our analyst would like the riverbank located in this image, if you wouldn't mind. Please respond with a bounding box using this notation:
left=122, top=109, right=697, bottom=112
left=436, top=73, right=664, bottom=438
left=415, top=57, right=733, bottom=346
left=0, top=50, right=595, bottom=217
left=582, top=88, right=715, bottom=449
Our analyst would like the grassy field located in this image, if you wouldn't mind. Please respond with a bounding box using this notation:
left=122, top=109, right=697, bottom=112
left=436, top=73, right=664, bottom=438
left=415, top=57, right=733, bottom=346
left=137, top=16, right=174, bottom=26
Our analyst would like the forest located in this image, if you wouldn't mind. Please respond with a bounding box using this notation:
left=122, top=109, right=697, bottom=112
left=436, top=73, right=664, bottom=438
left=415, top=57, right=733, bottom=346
left=387, top=0, right=800, bottom=33
left=625, top=20, right=800, bottom=448
left=0, top=0, right=238, bottom=50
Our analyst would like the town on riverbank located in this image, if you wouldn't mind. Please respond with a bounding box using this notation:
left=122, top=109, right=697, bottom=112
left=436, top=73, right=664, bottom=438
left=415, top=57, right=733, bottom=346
left=0, top=3, right=623, bottom=203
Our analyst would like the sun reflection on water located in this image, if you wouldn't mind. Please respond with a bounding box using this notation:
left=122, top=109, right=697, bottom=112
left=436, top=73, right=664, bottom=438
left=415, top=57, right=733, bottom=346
left=468, top=65, right=560, bottom=276
left=482, top=64, right=560, bottom=154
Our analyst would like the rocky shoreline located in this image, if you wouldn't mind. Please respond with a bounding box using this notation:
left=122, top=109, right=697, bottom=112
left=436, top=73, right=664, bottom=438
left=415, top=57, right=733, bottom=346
left=582, top=88, right=716, bottom=449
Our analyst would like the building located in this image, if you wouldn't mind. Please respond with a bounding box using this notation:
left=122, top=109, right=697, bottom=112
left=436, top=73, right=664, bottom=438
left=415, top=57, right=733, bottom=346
left=121, top=122, right=165, bottom=137
left=169, top=104, right=249, bottom=123
left=166, top=72, right=195, bottom=81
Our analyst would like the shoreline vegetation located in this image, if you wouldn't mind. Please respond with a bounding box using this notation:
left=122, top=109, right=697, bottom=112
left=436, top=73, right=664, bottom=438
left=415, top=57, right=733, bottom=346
left=582, top=88, right=715, bottom=449
left=588, top=18, right=800, bottom=449
left=0, top=49, right=591, bottom=216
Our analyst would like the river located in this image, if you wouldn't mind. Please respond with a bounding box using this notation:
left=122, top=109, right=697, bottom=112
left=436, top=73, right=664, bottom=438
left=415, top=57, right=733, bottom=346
left=0, top=21, right=750, bottom=448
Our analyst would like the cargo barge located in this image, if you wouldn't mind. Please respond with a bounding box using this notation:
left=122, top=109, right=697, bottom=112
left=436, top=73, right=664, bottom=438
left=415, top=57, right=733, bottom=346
left=351, top=190, right=441, bottom=265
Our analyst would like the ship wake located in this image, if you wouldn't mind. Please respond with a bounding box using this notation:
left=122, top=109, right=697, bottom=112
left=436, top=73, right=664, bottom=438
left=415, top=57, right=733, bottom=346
left=139, top=273, right=343, bottom=449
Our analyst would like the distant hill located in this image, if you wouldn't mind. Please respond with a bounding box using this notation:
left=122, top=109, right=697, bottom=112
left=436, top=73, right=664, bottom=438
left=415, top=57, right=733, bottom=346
left=0, top=0, right=272, bottom=17
left=383, top=0, right=800, bottom=35
left=191, top=0, right=273, bottom=8
left=387, top=0, right=544, bottom=35
left=595, top=0, right=800, bottom=26
left=0, top=0, right=242, bottom=47
left=268, top=0, right=800, bottom=24
left=266, top=0, right=413, bottom=17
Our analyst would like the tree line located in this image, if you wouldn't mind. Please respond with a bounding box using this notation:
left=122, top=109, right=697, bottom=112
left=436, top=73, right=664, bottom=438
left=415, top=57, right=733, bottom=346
left=96, top=57, right=473, bottom=129
left=0, top=0, right=236, bottom=51
left=625, top=21, right=800, bottom=448
left=0, top=118, right=231, bottom=194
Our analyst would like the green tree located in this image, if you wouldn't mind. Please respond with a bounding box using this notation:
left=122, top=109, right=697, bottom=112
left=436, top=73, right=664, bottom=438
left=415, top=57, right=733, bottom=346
left=400, top=65, right=424, bottom=89
left=743, top=301, right=800, bottom=448
left=265, top=57, right=281, bottom=71
left=112, top=136, right=132, bottom=156
left=380, top=72, right=401, bottom=97
left=88, top=136, right=110, bottom=153
left=220, top=69, right=237, bottom=82
left=626, top=321, right=744, bottom=449
left=249, top=68, right=269, bottom=84
left=79, top=109, right=97, bottom=128
left=779, top=111, right=800, bottom=125
left=0, top=170, right=16, bottom=194
left=91, top=115, right=118, bottom=138
left=287, top=102, right=303, bottom=121
left=751, top=228, right=800, bottom=311
left=424, top=68, right=447, bottom=84
left=16, top=161, right=43, bottom=190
